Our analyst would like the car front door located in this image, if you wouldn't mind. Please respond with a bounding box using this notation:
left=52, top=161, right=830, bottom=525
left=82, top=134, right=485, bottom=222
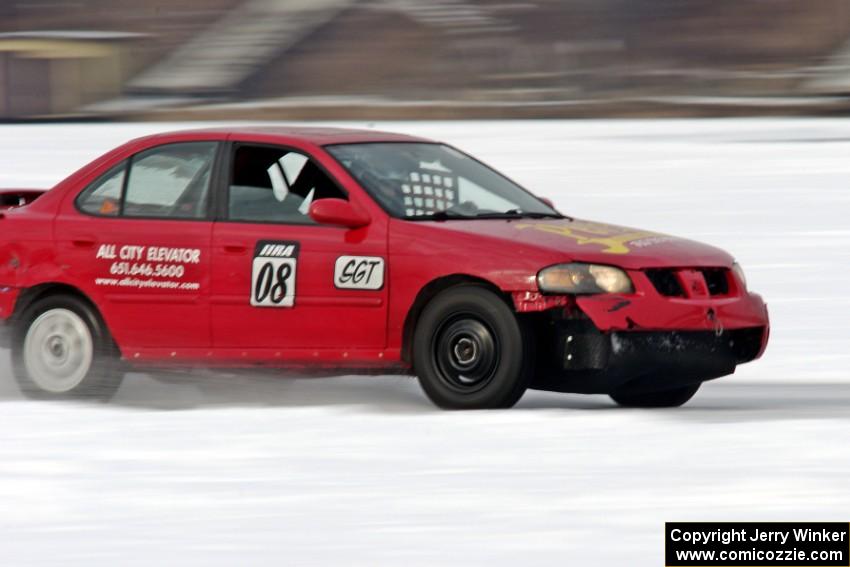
left=56, top=141, right=219, bottom=352
left=210, top=142, right=388, bottom=358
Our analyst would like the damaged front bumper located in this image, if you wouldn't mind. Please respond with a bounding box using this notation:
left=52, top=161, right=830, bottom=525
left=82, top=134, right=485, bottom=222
left=526, top=283, right=770, bottom=395
left=532, top=323, right=768, bottom=395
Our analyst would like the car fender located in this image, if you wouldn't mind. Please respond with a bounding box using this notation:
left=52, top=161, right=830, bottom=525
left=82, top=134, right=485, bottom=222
left=388, top=219, right=564, bottom=355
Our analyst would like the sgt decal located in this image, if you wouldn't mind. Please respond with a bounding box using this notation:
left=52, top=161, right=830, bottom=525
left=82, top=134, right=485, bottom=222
left=334, top=256, right=385, bottom=290
left=251, top=241, right=298, bottom=307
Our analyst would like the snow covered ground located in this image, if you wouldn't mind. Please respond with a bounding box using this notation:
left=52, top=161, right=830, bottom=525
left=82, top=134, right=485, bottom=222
left=0, top=119, right=848, bottom=565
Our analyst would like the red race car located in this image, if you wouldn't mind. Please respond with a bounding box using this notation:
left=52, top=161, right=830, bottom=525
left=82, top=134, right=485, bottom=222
left=0, top=127, right=769, bottom=409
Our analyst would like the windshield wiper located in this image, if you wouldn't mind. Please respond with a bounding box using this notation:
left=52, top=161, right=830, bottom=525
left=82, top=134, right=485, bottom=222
left=407, top=210, right=472, bottom=221
left=473, top=209, right=565, bottom=220
left=407, top=209, right=566, bottom=221
left=517, top=212, right=565, bottom=219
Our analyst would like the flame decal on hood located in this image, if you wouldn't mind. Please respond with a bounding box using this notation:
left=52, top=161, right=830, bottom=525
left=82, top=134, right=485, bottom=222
left=515, top=221, right=674, bottom=255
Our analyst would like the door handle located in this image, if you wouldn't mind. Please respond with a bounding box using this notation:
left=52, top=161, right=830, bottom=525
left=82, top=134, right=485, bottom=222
left=222, top=244, right=248, bottom=255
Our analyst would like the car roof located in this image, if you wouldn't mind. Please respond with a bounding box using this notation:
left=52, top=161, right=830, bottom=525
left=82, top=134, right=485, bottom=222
left=132, top=126, right=435, bottom=147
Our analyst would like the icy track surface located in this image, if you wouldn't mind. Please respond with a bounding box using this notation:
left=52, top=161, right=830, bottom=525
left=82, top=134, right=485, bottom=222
left=0, top=119, right=848, bottom=566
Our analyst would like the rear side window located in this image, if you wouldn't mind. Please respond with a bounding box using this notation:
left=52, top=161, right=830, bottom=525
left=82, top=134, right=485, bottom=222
left=124, top=143, right=217, bottom=219
left=77, top=163, right=126, bottom=217
left=76, top=142, right=218, bottom=219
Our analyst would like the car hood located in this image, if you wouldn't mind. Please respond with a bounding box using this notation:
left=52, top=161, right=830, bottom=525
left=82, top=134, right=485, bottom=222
left=418, top=217, right=734, bottom=270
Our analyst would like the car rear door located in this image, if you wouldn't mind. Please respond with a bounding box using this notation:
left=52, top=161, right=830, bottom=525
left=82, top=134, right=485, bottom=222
left=55, top=140, right=219, bottom=351
left=210, top=141, right=388, bottom=357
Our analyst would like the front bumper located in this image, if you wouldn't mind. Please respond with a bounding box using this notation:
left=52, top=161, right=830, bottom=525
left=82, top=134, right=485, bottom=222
left=575, top=289, right=769, bottom=337
left=528, top=287, right=770, bottom=395
left=531, top=324, right=768, bottom=394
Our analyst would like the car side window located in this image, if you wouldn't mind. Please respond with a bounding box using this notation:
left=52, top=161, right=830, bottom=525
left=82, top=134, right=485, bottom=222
left=123, top=142, right=217, bottom=219
left=76, top=162, right=127, bottom=217
left=228, top=145, right=346, bottom=224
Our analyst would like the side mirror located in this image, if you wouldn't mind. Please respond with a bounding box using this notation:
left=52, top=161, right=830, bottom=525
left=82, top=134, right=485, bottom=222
left=309, top=198, right=371, bottom=229
left=540, top=197, right=556, bottom=208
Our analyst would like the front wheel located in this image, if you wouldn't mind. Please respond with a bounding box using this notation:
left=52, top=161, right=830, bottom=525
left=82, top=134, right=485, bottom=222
left=610, top=383, right=701, bottom=408
left=12, top=294, right=123, bottom=401
left=413, top=286, right=532, bottom=409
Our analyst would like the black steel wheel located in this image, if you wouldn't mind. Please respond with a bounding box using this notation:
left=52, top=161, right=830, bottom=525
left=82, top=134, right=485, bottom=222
left=413, top=285, right=532, bottom=409
left=433, top=315, right=500, bottom=394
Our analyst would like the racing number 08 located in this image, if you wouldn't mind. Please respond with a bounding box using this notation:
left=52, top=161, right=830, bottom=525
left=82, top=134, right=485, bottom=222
left=251, top=257, right=296, bottom=307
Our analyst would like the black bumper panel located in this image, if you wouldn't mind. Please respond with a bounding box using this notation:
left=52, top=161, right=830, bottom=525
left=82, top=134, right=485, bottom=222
left=531, top=322, right=767, bottom=395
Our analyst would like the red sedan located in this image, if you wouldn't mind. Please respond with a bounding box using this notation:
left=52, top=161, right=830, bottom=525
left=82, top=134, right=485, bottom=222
left=0, top=127, right=769, bottom=409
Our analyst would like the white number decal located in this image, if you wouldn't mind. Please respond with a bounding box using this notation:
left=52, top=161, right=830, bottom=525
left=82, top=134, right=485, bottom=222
left=252, top=241, right=299, bottom=307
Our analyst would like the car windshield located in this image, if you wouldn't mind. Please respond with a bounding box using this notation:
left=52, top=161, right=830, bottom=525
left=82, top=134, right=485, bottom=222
left=325, top=142, right=562, bottom=220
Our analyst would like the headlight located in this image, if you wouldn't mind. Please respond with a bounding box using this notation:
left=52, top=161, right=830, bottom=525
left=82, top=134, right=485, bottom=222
left=732, top=262, right=747, bottom=290
left=537, top=263, right=634, bottom=294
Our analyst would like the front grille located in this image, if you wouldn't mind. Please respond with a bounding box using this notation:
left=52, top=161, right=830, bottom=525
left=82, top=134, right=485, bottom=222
left=700, top=268, right=730, bottom=296
left=645, top=269, right=684, bottom=297
left=645, top=268, right=731, bottom=297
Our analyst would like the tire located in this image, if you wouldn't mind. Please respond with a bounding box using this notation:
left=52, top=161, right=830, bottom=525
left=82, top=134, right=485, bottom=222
left=609, top=383, right=700, bottom=408
left=413, top=286, right=532, bottom=409
left=11, top=294, right=123, bottom=401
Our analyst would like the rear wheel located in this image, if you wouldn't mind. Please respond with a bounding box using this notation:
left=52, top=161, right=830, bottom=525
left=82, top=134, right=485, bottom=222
left=413, top=286, right=532, bottom=409
left=12, top=294, right=123, bottom=400
left=610, top=383, right=700, bottom=408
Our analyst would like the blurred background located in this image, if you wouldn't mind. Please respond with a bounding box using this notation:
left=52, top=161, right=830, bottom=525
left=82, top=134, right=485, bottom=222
left=4, top=0, right=850, bottom=121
